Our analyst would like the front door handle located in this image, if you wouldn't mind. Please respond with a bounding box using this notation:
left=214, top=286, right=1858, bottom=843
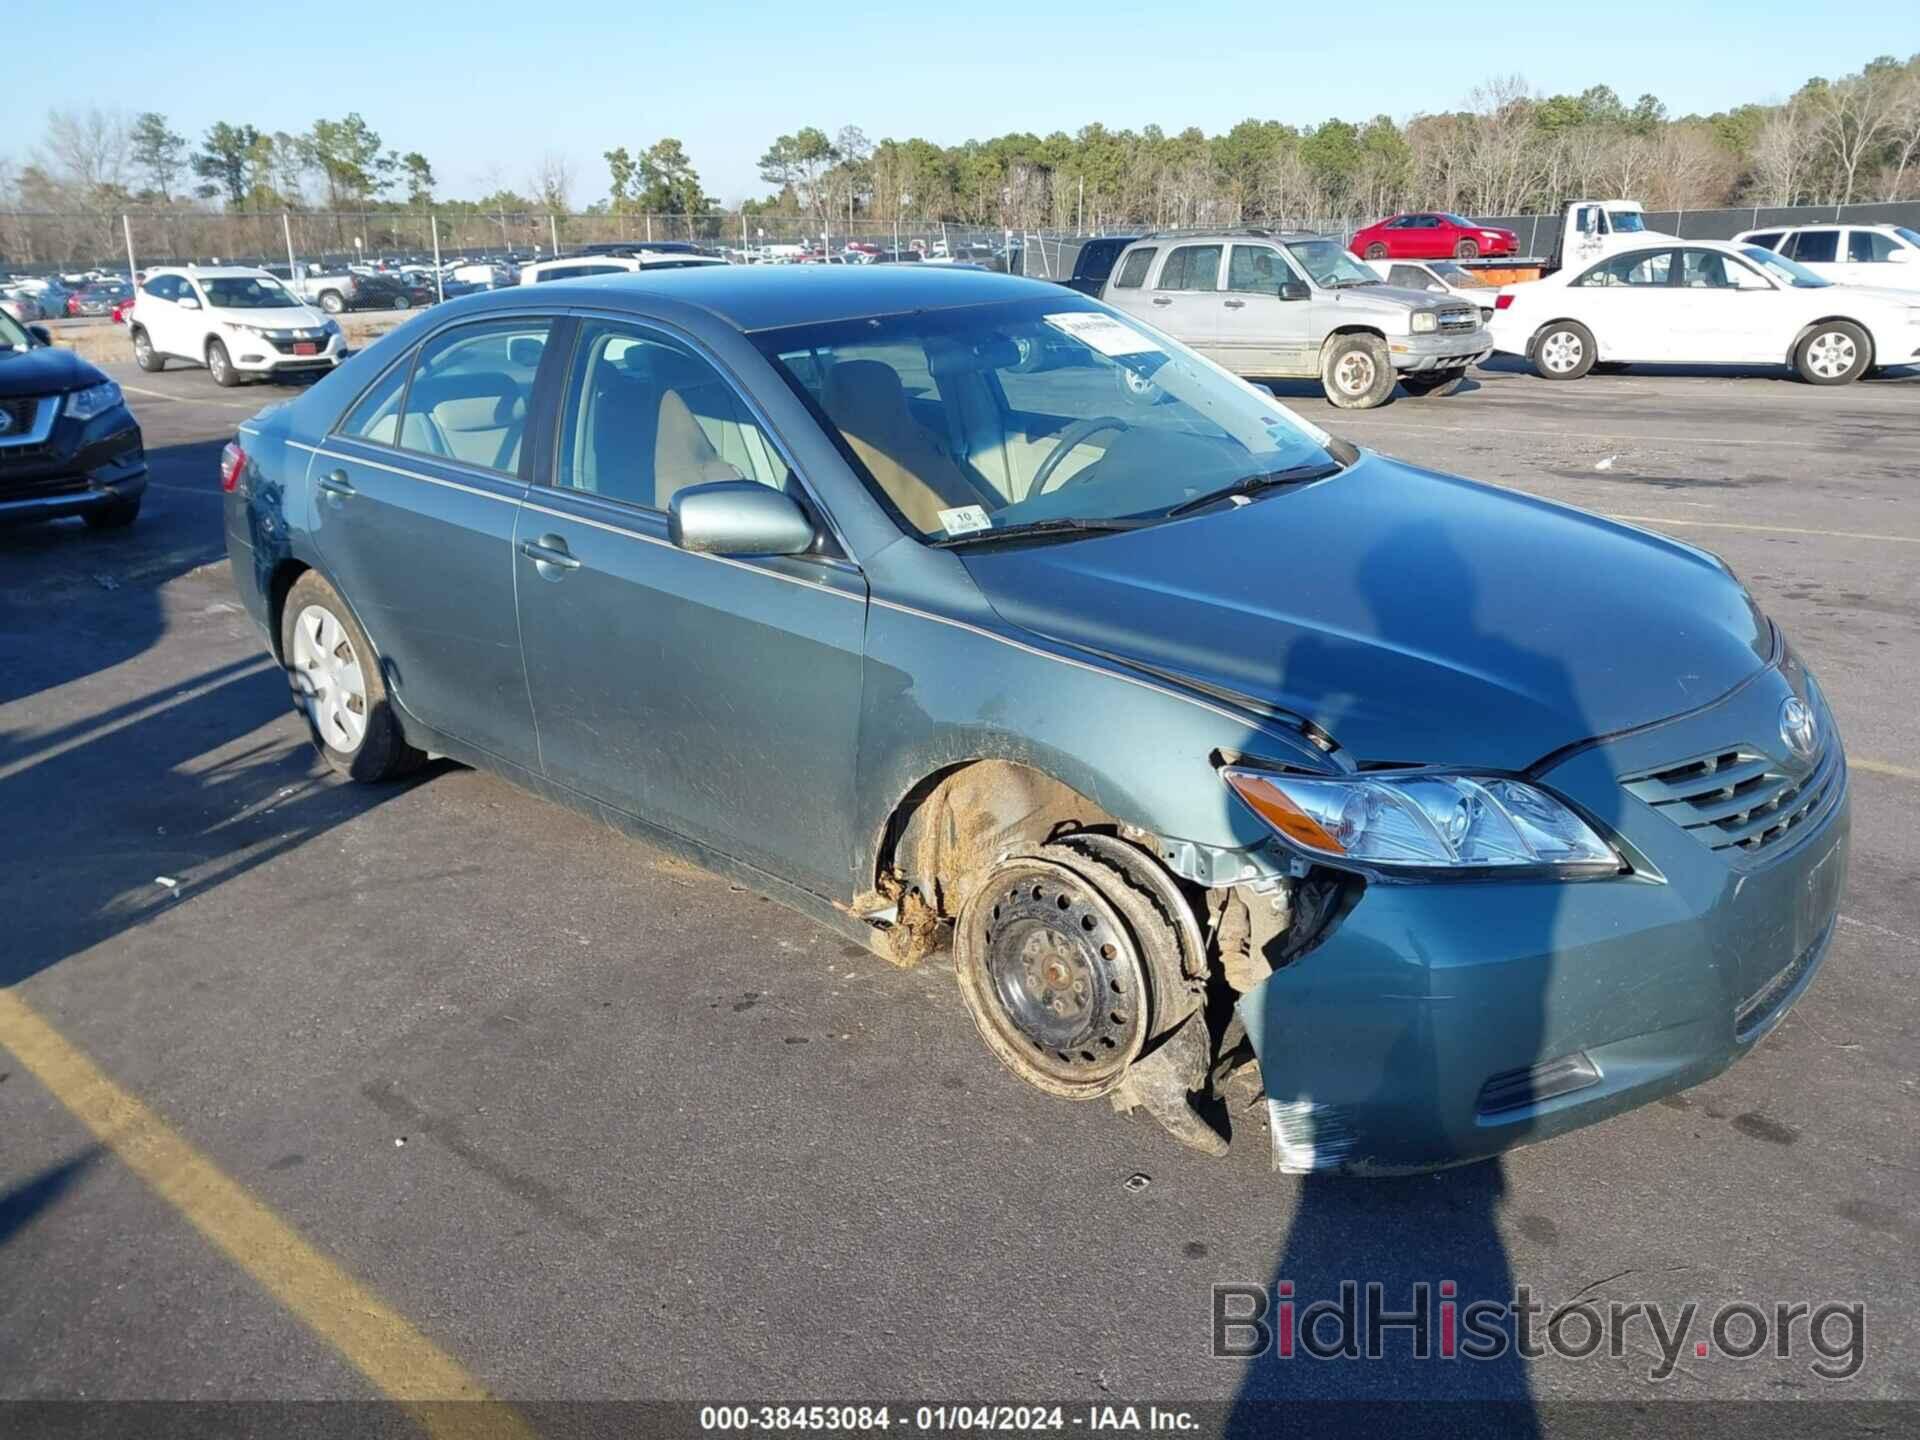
left=519, top=534, right=582, bottom=573
left=318, top=469, right=355, bottom=498
left=1150, top=295, right=1173, bottom=306
left=1223, top=298, right=1246, bottom=309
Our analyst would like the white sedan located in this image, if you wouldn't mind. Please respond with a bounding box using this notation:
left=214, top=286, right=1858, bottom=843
left=1489, top=240, right=1920, bottom=385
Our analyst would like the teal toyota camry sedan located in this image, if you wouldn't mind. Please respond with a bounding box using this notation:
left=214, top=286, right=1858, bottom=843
left=222, top=266, right=1847, bottom=1173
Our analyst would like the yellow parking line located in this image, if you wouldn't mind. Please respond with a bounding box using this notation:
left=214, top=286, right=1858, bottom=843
left=0, top=989, right=534, bottom=1440
left=1602, top=514, right=1920, bottom=545
left=1853, top=758, right=1920, bottom=782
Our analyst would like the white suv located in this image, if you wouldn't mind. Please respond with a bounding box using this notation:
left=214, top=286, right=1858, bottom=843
left=129, top=266, right=346, bottom=386
left=1734, top=223, right=1920, bottom=292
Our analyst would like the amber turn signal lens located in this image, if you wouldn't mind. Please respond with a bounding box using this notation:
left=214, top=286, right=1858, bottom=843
left=1223, top=770, right=1345, bottom=854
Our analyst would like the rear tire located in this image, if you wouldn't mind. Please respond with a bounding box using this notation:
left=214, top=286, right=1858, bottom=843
left=1532, top=321, right=1596, bottom=380
left=83, top=495, right=141, bottom=529
left=1794, top=321, right=1870, bottom=385
left=392, top=294, right=410, bottom=310
left=1321, top=333, right=1396, bottom=409
left=1400, top=367, right=1465, bottom=397
left=132, top=326, right=165, bottom=372
left=207, top=338, right=241, bottom=387
left=320, top=291, right=346, bottom=315
left=279, top=571, right=425, bottom=783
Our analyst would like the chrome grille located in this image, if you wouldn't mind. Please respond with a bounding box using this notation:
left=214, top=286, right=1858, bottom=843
left=1437, top=306, right=1477, bottom=329
left=1622, top=740, right=1840, bottom=857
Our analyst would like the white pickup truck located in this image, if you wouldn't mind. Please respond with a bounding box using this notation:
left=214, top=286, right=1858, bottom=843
left=1549, top=200, right=1676, bottom=273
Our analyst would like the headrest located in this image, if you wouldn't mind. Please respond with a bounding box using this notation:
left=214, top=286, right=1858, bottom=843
left=823, top=360, right=907, bottom=427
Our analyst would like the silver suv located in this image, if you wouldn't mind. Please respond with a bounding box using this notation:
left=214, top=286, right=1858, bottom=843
left=1099, top=229, right=1492, bottom=408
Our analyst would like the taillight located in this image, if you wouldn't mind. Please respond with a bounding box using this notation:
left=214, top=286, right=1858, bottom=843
left=220, top=441, right=246, bottom=493
left=1494, top=293, right=1514, bottom=310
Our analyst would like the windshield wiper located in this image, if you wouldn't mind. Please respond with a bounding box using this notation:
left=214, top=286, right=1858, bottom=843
left=928, top=516, right=1156, bottom=549
left=1163, top=462, right=1345, bottom=518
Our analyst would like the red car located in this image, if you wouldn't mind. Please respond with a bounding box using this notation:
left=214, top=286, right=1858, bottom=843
left=111, top=295, right=136, bottom=326
left=1349, top=212, right=1519, bottom=261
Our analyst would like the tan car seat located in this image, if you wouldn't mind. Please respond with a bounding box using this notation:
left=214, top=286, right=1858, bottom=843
left=822, top=360, right=986, bottom=532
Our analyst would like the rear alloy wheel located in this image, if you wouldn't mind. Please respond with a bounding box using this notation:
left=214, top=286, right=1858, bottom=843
left=132, top=326, right=165, bottom=372
left=1364, top=242, right=1388, bottom=260
left=1400, top=367, right=1465, bottom=397
left=207, top=338, right=241, bottom=387
left=320, top=291, right=346, bottom=314
left=279, top=572, right=424, bottom=782
left=1533, top=321, right=1596, bottom=380
left=1794, top=322, right=1870, bottom=386
left=1455, top=239, right=1480, bottom=259
left=1321, top=333, right=1396, bottom=409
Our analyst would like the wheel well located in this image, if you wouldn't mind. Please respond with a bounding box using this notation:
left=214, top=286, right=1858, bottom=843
left=870, top=759, right=1124, bottom=923
left=265, top=560, right=311, bottom=661
left=1318, top=326, right=1387, bottom=365
left=205, top=332, right=226, bottom=359
left=1789, top=317, right=1874, bottom=367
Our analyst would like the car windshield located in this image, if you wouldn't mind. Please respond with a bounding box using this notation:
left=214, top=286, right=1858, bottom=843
left=202, top=276, right=301, bottom=309
left=1609, top=210, right=1647, bottom=233
left=1894, top=226, right=1920, bottom=248
left=0, top=308, right=29, bottom=349
left=1440, top=214, right=1476, bottom=228
left=1286, top=239, right=1378, bottom=287
left=1740, top=245, right=1830, bottom=288
left=756, top=296, right=1339, bottom=542
left=1428, top=261, right=1490, bottom=287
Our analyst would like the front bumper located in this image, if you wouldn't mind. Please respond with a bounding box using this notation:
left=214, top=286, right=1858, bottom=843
left=1389, top=328, right=1493, bottom=371
left=225, top=330, right=346, bottom=375
left=0, top=402, right=146, bottom=526
left=1236, top=656, right=1849, bottom=1173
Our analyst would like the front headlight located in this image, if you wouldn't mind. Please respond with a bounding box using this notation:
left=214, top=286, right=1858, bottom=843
left=64, top=379, right=123, bottom=420
left=1223, top=768, right=1621, bottom=876
left=1410, top=311, right=1438, bottom=334
left=231, top=323, right=266, bottom=338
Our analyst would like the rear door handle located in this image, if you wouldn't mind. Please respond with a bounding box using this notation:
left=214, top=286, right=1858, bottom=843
left=1223, top=298, right=1246, bottom=309
left=519, top=535, right=582, bottom=573
left=318, top=469, right=355, bottom=498
left=1150, top=296, right=1172, bottom=306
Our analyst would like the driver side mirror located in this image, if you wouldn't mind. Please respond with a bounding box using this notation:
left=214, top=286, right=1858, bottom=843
left=1278, top=281, right=1310, bottom=302
left=178, top=296, right=201, bottom=311
left=669, top=480, right=815, bottom=557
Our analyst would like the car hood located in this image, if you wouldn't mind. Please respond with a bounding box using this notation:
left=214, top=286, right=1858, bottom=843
left=957, top=454, right=1771, bottom=770
left=209, top=304, right=331, bottom=329
left=1322, top=283, right=1439, bottom=315
left=0, top=342, right=106, bottom=397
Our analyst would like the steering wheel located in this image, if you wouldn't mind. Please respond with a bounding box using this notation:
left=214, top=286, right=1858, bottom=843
left=1032, top=416, right=1129, bottom=493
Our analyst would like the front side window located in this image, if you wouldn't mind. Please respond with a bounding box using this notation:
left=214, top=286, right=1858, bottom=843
left=756, top=297, right=1338, bottom=541
left=1849, top=230, right=1897, bottom=263
left=1386, top=264, right=1440, bottom=291
left=1227, top=245, right=1289, bottom=294
left=142, top=275, right=181, bottom=301
left=1111, top=248, right=1155, bottom=289
left=555, top=320, right=791, bottom=511
left=1788, top=230, right=1839, bottom=264
left=394, top=319, right=553, bottom=474
left=1156, top=245, right=1222, bottom=292
left=1575, top=250, right=1674, bottom=287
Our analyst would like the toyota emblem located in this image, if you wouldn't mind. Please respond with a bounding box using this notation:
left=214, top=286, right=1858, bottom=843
left=1780, top=696, right=1818, bottom=762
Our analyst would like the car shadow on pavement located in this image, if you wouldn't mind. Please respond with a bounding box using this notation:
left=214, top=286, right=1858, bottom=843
left=0, top=1149, right=103, bottom=1250
left=0, top=653, right=441, bottom=990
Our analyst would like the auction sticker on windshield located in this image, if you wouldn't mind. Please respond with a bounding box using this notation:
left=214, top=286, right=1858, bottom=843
left=939, top=505, right=992, bottom=536
left=1043, top=312, right=1162, bottom=357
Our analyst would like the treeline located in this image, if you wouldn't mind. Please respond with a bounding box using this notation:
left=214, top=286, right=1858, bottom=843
left=5, top=52, right=1918, bottom=235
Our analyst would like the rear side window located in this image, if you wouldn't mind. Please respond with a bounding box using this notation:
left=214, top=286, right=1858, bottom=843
left=1077, top=241, right=1123, bottom=284
left=1111, top=248, right=1155, bottom=288
left=1788, top=230, right=1839, bottom=263
left=394, top=319, right=554, bottom=474
left=1574, top=250, right=1673, bottom=287
left=1156, top=245, right=1222, bottom=292
left=336, top=355, right=413, bottom=443
left=1849, top=230, right=1896, bottom=263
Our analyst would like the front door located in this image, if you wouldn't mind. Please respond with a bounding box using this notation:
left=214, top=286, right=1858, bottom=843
left=1673, top=248, right=1783, bottom=363
left=308, top=314, right=555, bottom=768
left=513, top=316, right=868, bottom=896
left=1215, top=244, right=1314, bottom=376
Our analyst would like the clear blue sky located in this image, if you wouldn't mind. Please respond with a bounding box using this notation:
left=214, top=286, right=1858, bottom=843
left=5, top=1, right=1913, bottom=205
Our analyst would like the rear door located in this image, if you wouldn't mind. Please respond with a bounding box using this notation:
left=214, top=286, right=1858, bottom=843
left=308, top=314, right=557, bottom=769
left=513, top=314, right=867, bottom=895
left=1140, top=243, right=1225, bottom=357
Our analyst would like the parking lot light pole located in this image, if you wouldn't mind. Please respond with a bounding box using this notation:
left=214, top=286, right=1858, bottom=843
left=550, top=214, right=560, bottom=261
left=282, top=212, right=298, bottom=286
left=123, top=213, right=137, bottom=292
left=431, top=214, right=443, bottom=304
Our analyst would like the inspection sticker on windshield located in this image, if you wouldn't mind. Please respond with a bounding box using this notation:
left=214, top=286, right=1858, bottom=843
left=939, top=505, right=993, bottom=536
left=1044, top=312, right=1162, bottom=357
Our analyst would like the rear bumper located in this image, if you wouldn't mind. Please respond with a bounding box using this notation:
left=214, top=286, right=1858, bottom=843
left=1236, top=659, right=1849, bottom=1174
left=0, top=407, right=147, bottom=526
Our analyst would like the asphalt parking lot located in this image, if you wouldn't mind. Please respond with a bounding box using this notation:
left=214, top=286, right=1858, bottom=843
left=2, top=353, right=1916, bottom=1424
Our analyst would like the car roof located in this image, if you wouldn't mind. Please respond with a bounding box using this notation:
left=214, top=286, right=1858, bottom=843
left=151, top=265, right=272, bottom=278
left=455, top=264, right=1054, bottom=332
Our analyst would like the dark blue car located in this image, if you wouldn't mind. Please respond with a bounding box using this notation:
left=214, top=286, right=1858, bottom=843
left=221, top=267, right=1847, bottom=1172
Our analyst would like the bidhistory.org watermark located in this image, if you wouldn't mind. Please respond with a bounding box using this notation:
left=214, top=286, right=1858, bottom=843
left=1212, top=1282, right=1865, bottom=1381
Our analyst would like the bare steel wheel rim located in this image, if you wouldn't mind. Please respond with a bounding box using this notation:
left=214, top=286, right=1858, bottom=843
left=290, top=603, right=369, bottom=753
left=958, top=859, right=1149, bottom=1096
left=1333, top=349, right=1376, bottom=396
left=1541, top=330, right=1583, bottom=373
left=1807, top=331, right=1856, bottom=379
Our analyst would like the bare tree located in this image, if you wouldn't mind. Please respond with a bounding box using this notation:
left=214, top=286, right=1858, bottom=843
left=1880, top=73, right=1920, bottom=200
left=1808, top=69, right=1902, bottom=203
left=38, top=107, right=131, bottom=195
left=530, top=151, right=573, bottom=211
left=1748, top=102, right=1816, bottom=205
